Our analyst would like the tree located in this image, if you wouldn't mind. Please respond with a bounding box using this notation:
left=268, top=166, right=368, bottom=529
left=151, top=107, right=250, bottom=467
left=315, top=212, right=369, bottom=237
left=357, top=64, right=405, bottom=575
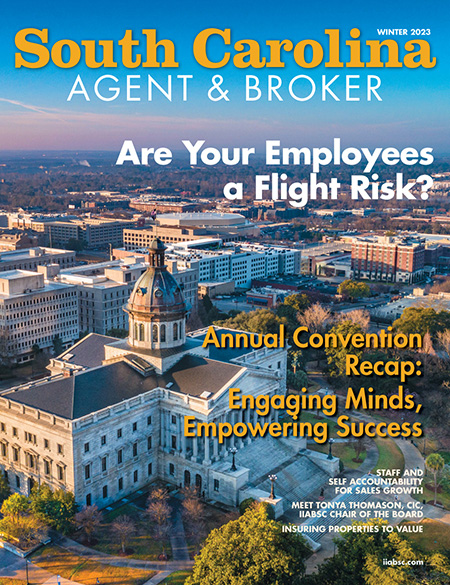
left=337, top=280, right=370, bottom=301
left=112, top=515, right=135, bottom=554
left=283, top=294, right=310, bottom=314
left=0, top=493, right=46, bottom=549
left=298, top=303, right=331, bottom=334
left=186, top=503, right=310, bottom=585
left=146, top=488, right=172, bottom=553
left=338, top=309, right=370, bottom=332
left=393, top=307, right=450, bottom=338
left=426, top=453, right=445, bottom=505
left=325, top=320, right=365, bottom=378
left=215, top=309, right=287, bottom=336
left=30, top=485, right=76, bottom=534
left=0, top=471, right=11, bottom=505
left=52, top=334, right=64, bottom=356
left=182, top=488, right=206, bottom=555
left=75, top=505, right=102, bottom=544
left=287, top=370, right=308, bottom=391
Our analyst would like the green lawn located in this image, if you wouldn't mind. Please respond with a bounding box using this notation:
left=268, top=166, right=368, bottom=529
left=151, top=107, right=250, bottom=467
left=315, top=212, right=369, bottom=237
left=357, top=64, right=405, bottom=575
left=372, top=437, right=405, bottom=475
left=413, top=480, right=450, bottom=510
left=309, top=441, right=367, bottom=470
left=161, top=570, right=193, bottom=584
left=74, top=502, right=171, bottom=561
left=402, top=519, right=450, bottom=553
left=31, top=545, right=154, bottom=585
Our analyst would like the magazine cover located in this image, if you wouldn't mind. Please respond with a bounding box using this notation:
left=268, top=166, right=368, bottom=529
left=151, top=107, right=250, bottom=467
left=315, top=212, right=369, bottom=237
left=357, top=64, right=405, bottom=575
left=0, top=1, right=449, bottom=583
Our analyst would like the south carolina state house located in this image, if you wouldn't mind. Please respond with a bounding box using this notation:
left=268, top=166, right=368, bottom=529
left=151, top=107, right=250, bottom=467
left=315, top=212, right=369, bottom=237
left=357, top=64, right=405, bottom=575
left=0, top=239, right=337, bottom=513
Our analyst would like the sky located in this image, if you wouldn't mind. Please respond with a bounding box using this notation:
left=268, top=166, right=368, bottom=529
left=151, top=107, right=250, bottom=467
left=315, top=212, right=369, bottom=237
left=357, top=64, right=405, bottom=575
left=0, top=0, right=449, bottom=152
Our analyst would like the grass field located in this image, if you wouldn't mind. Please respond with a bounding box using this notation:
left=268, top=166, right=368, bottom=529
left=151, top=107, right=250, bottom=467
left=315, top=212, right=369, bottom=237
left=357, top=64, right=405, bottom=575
left=372, top=437, right=405, bottom=474
left=161, top=570, right=193, bottom=584
left=402, top=519, right=450, bottom=553
left=0, top=580, right=28, bottom=585
left=73, top=502, right=171, bottom=561
left=309, top=440, right=367, bottom=470
left=31, top=545, right=154, bottom=585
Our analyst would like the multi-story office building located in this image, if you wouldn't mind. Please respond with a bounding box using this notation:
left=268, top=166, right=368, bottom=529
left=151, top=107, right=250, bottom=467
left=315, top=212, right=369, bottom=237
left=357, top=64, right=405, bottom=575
left=351, top=235, right=425, bottom=284
left=0, top=247, right=76, bottom=273
left=0, top=268, right=79, bottom=363
left=55, top=256, right=198, bottom=335
left=8, top=213, right=136, bottom=249
left=172, top=243, right=301, bottom=288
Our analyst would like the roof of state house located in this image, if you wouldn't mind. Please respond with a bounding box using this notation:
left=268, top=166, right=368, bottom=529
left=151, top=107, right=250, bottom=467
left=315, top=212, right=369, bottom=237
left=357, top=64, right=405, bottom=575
left=57, top=333, right=119, bottom=369
left=5, top=355, right=245, bottom=420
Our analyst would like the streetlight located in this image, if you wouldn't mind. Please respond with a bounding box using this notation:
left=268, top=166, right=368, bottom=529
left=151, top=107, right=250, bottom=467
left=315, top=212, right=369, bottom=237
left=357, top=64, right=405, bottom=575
left=25, top=559, right=29, bottom=585
left=229, top=447, right=238, bottom=472
left=268, top=474, right=277, bottom=499
left=327, top=438, right=334, bottom=460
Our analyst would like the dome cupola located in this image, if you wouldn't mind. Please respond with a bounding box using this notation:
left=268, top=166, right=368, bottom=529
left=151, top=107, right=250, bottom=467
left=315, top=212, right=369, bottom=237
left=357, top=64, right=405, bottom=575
left=125, top=239, right=187, bottom=350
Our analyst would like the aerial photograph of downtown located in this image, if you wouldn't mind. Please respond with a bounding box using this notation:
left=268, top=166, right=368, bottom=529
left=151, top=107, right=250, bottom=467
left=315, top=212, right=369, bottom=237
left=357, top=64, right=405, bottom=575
left=0, top=0, right=449, bottom=584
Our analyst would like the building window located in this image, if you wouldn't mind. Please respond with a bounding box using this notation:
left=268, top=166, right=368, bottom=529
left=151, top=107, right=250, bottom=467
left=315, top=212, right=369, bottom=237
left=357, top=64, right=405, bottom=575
left=171, top=436, right=177, bottom=450
left=86, top=493, right=91, bottom=506
left=139, top=323, right=145, bottom=341
left=173, top=322, right=178, bottom=341
left=147, top=436, right=152, bottom=451
left=147, top=415, right=152, bottom=426
left=102, top=485, right=108, bottom=498
left=117, top=428, right=122, bottom=439
left=84, top=442, right=90, bottom=453
left=169, top=463, right=175, bottom=476
left=152, top=324, right=158, bottom=342
left=44, top=439, right=49, bottom=450
left=101, top=435, right=106, bottom=446
left=160, top=324, right=166, bottom=343
left=171, top=415, right=176, bottom=425
left=117, top=449, right=123, bottom=465
left=12, top=427, right=18, bottom=437
left=43, top=460, right=51, bottom=476
left=148, top=462, right=152, bottom=476
left=118, top=477, right=123, bottom=491
left=57, top=444, right=63, bottom=455
left=133, top=470, right=138, bottom=483
left=214, top=479, right=220, bottom=492
left=132, top=422, right=137, bottom=432
left=12, top=447, right=19, bottom=462
left=101, top=457, right=107, bottom=472
left=132, top=443, right=138, bottom=458
left=57, top=465, right=64, bottom=481
left=0, top=442, right=7, bottom=458
left=84, top=464, right=91, bottom=480
left=16, top=475, right=20, bottom=489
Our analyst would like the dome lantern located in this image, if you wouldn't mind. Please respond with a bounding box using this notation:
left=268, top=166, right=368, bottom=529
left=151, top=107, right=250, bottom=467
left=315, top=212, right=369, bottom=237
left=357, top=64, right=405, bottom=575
left=125, top=238, right=187, bottom=351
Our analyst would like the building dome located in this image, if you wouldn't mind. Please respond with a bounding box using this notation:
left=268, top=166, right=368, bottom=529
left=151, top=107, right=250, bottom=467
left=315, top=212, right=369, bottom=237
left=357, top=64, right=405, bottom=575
left=125, top=238, right=187, bottom=350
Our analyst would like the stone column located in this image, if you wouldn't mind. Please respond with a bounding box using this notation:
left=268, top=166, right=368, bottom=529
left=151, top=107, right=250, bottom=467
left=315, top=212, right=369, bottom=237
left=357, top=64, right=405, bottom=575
left=165, top=411, right=171, bottom=451
left=203, top=435, right=211, bottom=465
left=160, top=410, right=165, bottom=447
left=180, top=417, right=186, bottom=457
left=229, top=412, right=235, bottom=450
left=192, top=434, right=198, bottom=461
left=213, top=426, right=219, bottom=460
left=176, top=414, right=181, bottom=454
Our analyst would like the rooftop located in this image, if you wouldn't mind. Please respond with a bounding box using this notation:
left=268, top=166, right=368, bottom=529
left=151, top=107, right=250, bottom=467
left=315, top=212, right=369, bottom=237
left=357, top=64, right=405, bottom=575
left=5, top=354, right=245, bottom=419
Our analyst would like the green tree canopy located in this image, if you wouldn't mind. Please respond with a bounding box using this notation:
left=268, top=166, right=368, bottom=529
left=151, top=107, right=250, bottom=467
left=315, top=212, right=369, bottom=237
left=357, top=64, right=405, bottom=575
left=393, top=307, right=450, bottom=338
left=186, top=503, right=310, bottom=585
left=215, top=309, right=287, bottom=336
left=283, top=294, right=310, bottom=314
left=30, top=484, right=76, bottom=534
left=325, top=320, right=365, bottom=378
left=337, top=280, right=371, bottom=300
